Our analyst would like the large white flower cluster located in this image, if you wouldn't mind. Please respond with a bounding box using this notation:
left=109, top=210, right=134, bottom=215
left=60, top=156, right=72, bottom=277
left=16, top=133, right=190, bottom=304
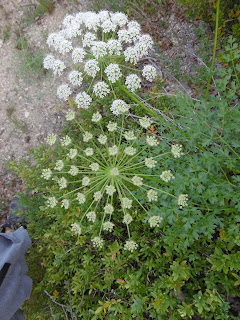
left=43, top=10, right=158, bottom=114
left=41, top=114, right=183, bottom=251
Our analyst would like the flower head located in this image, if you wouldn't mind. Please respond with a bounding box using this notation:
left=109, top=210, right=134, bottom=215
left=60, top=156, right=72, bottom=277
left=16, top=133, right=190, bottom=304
left=93, top=81, right=110, bottom=98
left=92, top=236, right=104, bottom=248
left=160, top=170, right=175, bottom=183
left=124, top=240, right=138, bottom=252
left=171, top=144, right=184, bottom=158
left=86, top=211, right=96, bottom=222
left=123, top=213, right=133, bottom=225
left=103, top=221, right=114, bottom=232
left=147, top=189, right=158, bottom=202
left=71, top=223, right=81, bottom=235
left=142, top=65, right=157, bottom=82
left=178, top=194, right=188, bottom=208
left=75, top=91, right=92, bottom=109
left=149, top=216, right=162, bottom=228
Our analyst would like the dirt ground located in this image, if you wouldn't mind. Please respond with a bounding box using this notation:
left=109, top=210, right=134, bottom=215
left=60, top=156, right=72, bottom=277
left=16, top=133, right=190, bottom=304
left=0, top=0, right=208, bottom=224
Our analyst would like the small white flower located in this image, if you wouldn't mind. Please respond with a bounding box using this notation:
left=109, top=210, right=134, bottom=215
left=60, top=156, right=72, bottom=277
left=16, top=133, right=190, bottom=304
left=93, top=81, right=110, bottom=98
left=68, top=165, right=79, bottom=176
left=132, top=175, right=143, bottom=186
left=46, top=133, right=57, bottom=146
left=98, top=10, right=110, bottom=22
left=82, top=32, right=97, bottom=47
left=43, top=54, right=55, bottom=69
left=146, top=135, right=159, bottom=147
left=66, top=110, right=75, bottom=121
left=178, top=194, right=188, bottom=208
left=84, top=12, right=100, bottom=31
left=105, top=185, right=116, bottom=196
left=71, top=223, right=81, bottom=235
left=124, top=131, right=136, bottom=141
left=139, top=34, right=154, bottom=50
left=84, top=148, right=93, bottom=156
left=147, top=189, right=158, bottom=202
left=91, top=41, right=107, bottom=59
left=47, top=32, right=64, bottom=49
left=83, top=131, right=93, bottom=142
left=62, top=14, right=75, bottom=27
left=160, top=170, right=175, bottom=183
left=139, top=116, right=151, bottom=129
left=77, top=192, right=86, bottom=204
left=171, top=144, right=184, bottom=158
left=58, top=39, right=73, bottom=54
left=145, top=157, right=157, bottom=168
left=124, top=47, right=139, bottom=65
left=93, top=191, right=102, bottom=201
left=98, top=134, right=107, bottom=144
left=75, top=91, right=92, bottom=109
left=117, top=29, right=131, bottom=43
left=92, top=236, right=104, bottom=248
left=58, top=177, right=67, bottom=189
left=92, top=112, right=102, bottom=122
left=123, top=213, right=133, bottom=225
left=110, top=99, right=129, bottom=116
left=46, top=196, right=57, bottom=208
left=82, top=177, right=90, bottom=187
left=107, top=121, right=117, bottom=132
left=102, top=19, right=117, bottom=33
left=109, top=145, right=118, bottom=156
left=125, top=74, right=141, bottom=92
left=52, top=59, right=66, bottom=76
left=67, top=148, right=77, bottom=159
left=128, top=20, right=141, bottom=31
left=111, top=12, right=128, bottom=27
left=107, top=39, right=122, bottom=55
left=61, top=199, right=69, bottom=210
left=86, top=211, right=96, bottom=222
left=105, top=63, right=122, bottom=83
left=124, top=240, right=138, bottom=252
left=128, top=27, right=140, bottom=43
left=103, top=221, right=114, bottom=232
left=142, top=65, right=157, bottom=82
left=104, top=204, right=114, bottom=214
left=72, top=47, right=86, bottom=63
left=68, top=70, right=83, bottom=86
left=61, top=135, right=72, bottom=146
left=124, top=147, right=137, bottom=156
left=41, top=168, right=52, bottom=180
left=90, top=162, right=100, bottom=171
left=110, top=167, right=119, bottom=176
left=149, top=216, right=163, bottom=228
left=122, top=198, right=132, bottom=209
left=57, top=83, right=72, bottom=100
left=84, top=59, right=100, bottom=78
left=54, top=160, right=64, bottom=171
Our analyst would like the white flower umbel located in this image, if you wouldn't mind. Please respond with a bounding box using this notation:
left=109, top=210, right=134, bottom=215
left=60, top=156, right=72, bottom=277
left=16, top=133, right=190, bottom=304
left=58, top=177, right=67, bottom=189
left=93, top=191, right=102, bottom=201
left=124, top=47, right=140, bottom=65
left=105, top=63, right=122, bottom=83
left=66, top=110, right=75, bottom=121
left=147, top=189, right=158, bottom=202
left=105, top=185, right=116, bottom=196
left=46, top=133, right=57, bottom=146
left=102, top=19, right=117, bottom=33
left=107, top=39, right=122, bottom=55
left=132, top=175, right=143, bottom=186
left=145, top=157, right=157, bottom=168
left=84, top=59, right=100, bottom=78
left=61, top=199, right=69, bottom=209
left=68, top=70, right=83, bottom=86
left=124, top=146, right=136, bottom=156
left=104, top=204, right=114, bottom=214
left=83, top=132, right=93, bottom=142
left=124, top=240, right=138, bottom=252
left=92, top=112, right=102, bottom=122
left=72, top=47, right=86, bottom=63
left=93, top=81, right=110, bottom=98
left=107, top=121, right=117, bottom=132
left=61, top=135, right=72, bottom=146
left=110, top=167, right=119, bottom=176
left=82, top=32, right=97, bottom=47
left=121, top=197, right=132, bottom=209
left=103, top=221, right=114, bottom=232
left=125, top=74, right=141, bottom=92
left=109, top=145, right=118, bottom=156
left=149, top=216, right=163, bottom=228
left=90, top=162, right=100, bottom=171
left=118, top=29, right=131, bottom=43
left=86, top=211, right=96, bottom=222
left=43, top=54, right=55, bottom=69
left=178, top=194, right=188, bottom=208
left=77, top=192, right=86, bottom=204
left=46, top=196, right=57, bottom=208
left=142, top=65, right=157, bottom=82
left=110, top=99, right=129, bottom=116
left=52, top=59, right=66, bottom=76
left=146, top=135, right=159, bottom=147
left=123, top=213, right=133, bottom=225
left=92, top=236, right=104, bottom=248
left=98, top=134, right=107, bottom=145
left=84, top=148, right=93, bottom=156
left=41, top=169, right=52, bottom=180
left=71, top=223, right=81, bottom=235
left=139, top=116, right=151, bottom=129
left=67, top=148, right=77, bottom=159
left=69, top=165, right=79, bottom=176
left=171, top=144, right=184, bottom=158
left=91, top=41, right=107, bottom=59
left=111, top=12, right=128, bottom=27
left=160, top=170, right=175, bottom=183
left=123, top=131, right=136, bottom=141
left=75, top=91, right=92, bottom=109
left=54, top=160, right=64, bottom=171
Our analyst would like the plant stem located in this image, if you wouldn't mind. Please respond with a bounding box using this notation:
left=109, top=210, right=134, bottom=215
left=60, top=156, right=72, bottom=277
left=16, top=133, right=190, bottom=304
left=205, top=0, right=220, bottom=101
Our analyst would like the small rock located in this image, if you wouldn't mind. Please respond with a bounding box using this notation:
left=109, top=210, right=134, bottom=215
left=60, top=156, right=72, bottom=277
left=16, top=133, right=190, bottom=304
left=25, top=111, right=30, bottom=118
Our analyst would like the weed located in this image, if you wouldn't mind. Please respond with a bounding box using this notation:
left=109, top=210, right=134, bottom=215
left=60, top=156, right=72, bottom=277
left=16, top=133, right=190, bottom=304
left=6, top=105, right=28, bottom=132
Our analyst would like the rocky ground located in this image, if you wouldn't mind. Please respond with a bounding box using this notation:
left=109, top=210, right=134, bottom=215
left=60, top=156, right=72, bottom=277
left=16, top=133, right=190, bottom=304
left=0, top=0, right=210, bottom=224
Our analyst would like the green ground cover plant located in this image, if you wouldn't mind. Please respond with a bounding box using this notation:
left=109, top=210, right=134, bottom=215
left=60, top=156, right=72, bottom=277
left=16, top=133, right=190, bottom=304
left=9, top=8, right=240, bottom=320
